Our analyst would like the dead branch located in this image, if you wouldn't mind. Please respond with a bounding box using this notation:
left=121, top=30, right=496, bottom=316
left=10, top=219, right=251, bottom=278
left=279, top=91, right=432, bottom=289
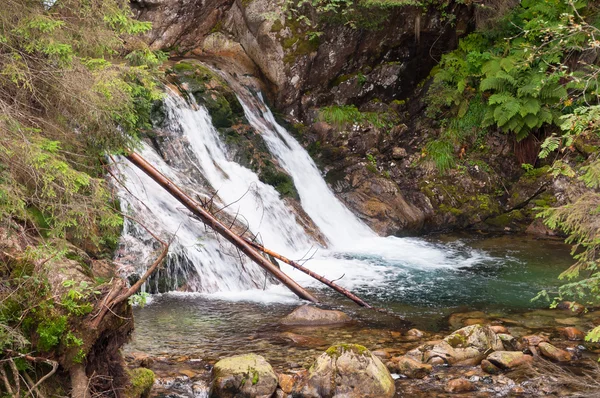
left=244, top=239, right=373, bottom=308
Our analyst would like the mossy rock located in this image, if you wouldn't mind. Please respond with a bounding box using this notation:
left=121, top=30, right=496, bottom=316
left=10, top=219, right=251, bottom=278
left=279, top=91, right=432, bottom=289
left=209, top=354, right=278, bottom=398
left=126, top=368, right=155, bottom=398
left=171, top=61, right=245, bottom=129
left=303, top=343, right=395, bottom=398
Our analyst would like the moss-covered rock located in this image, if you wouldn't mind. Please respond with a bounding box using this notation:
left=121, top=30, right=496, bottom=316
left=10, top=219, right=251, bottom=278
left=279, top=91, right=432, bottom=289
left=301, top=344, right=395, bottom=398
left=171, top=60, right=245, bottom=129
left=125, top=368, right=155, bottom=398
left=209, top=354, right=278, bottom=398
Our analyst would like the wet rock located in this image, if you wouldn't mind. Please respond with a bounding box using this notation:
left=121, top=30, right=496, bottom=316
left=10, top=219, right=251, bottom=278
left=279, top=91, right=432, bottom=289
left=372, top=350, right=391, bottom=360
left=280, top=332, right=327, bottom=347
left=280, top=305, right=351, bottom=326
left=497, top=334, right=519, bottom=351
left=559, top=327, right=586, bottom=341
left=209, top=354, right=278, bottom=398
left=406, top=328, right=425, bottom=338
left=445, top=378, right=476, bottom=393
left=448, top=311, right=487, bottom=330
left=490, top=326, right=509, bottom=334
left=555, top=317, right=582, bottom=326
left=278, top=373, right=295, bottom=394
left=522, top=335, right=549, bottom=347
left=511, top=386, right=526, bottom=395
left=486, top=351, right=533, bottom=369
left=407, top=324, right=503, bottom=366
left=556, top=301, right=585, bottom=315
left=538, top=342, right=572, bottom=362
left=480, top=359, right=501, bottom=375
left=387, top=356, right=432, bottom=379
left=301, top=344, right=395, bottom=398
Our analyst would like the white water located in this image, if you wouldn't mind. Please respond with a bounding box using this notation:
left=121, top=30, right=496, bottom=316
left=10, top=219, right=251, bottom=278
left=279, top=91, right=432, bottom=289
left=116, top=80, right=494, bottom=301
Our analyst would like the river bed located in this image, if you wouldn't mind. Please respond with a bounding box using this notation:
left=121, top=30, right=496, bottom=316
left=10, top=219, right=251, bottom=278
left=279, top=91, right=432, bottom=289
left=126, top=233, right=578, bottom=371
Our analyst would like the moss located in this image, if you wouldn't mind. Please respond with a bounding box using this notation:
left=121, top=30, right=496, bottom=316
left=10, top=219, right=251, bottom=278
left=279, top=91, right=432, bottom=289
left=172, top=61, right=245, bottom=129
left=331, top=73, right=355, bottom=87
left=485, top=210, right=525, bottom=228
left=260, top=166, right=299, bottom=199
left=325, top=343, right=369, bottom=359
left=446, top=332, right=468, bottom=348
left=126, top=368, right=155, bottom=398
left=271, top=19, right=284, bottom=32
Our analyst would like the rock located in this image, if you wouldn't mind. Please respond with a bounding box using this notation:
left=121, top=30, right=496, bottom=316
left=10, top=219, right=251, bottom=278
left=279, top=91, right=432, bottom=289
left=560, top=327, right=586, bottom=341
left=126, top=368, right=155, bottom=398
left=280, top=305, right=351, bottom=326
left=511, top=386, right=526, bottom=395
left=407, top=324, right=503, bottom=366
left=555, top=317, right=582, bottom=326
left=278, top=373, right=295, bottom=394
left=481, top=359, right=501, bottom=375
left=445, top=378, right=476, bottom=393
left=280, top=332, right=327, bottom=347
left=391, top=147, right=407, bottom=159
left=372, top=350, right=391, bottom=360
left=387, top=356, right=432, bottom=379
left=556, top=301, right=585, bottom=315
left=522, top=335, right=549, bottom=347
left=486, top=351, right=533, bottom=369
left=538, top=342, right=572, bottom=362
left=301, top=344, right=395, bottom=398
left=490, top=325, right=509, bottom=334
left=406, top=328, right=425, bottom=338
left=209, top=354, right=278, bottom=398
left=497, top=333, right=519, bottom=351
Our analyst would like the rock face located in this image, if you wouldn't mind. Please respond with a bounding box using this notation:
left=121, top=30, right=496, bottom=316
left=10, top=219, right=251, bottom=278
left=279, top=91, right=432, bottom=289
left=209, top=354, right=278, bottom=398
left=406, top=324, right=503, bottom=366
left=301, top=344, right=395, bottom=398
left=280, top=305, right=352, bottom=326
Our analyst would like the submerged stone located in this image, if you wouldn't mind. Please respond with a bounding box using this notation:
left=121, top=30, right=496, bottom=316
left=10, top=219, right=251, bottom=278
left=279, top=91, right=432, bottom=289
left=280, top=305, right=352, bottom=326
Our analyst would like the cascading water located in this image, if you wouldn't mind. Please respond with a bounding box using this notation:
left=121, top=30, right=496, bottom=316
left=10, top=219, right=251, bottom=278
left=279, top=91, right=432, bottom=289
left=116, top=73, right=493, bottom=299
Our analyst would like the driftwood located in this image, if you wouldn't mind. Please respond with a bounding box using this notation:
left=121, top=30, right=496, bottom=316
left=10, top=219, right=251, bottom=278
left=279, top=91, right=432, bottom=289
left=244, top=239, right=373, bottom=308
left=125, top=151, right=319, bottom=303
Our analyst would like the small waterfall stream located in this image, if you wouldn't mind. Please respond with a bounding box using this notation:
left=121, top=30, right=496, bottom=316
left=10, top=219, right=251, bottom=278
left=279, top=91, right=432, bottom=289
left=115, top=73, right=492, bottom=298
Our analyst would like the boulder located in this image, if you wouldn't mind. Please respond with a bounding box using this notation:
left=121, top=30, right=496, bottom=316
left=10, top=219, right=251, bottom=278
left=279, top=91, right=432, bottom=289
left=497, top=334, right=519, bottom=351
left=406, top=324, right=503, bottom=366
left=209, top=354, right=278, bottom=398
left=387, top=356, right=432, bottom=379
left=538, top=342, right=572, bottom=362
left=300, top=344, right=395, bottom=398
left=280, top=305, right=351, bottom=326
left=486, top=351, right=533, bottom=370
left=445, top=378, right=476, bottom=393
left=278, top=374, right=295, bottom=395
left=559, top=327, right=586, bottom=341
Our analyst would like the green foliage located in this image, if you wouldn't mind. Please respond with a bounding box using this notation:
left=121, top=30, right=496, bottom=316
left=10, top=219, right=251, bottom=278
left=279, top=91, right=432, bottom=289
left=424, top=140, right=455, bottom=173
left=37, top=316, right=67, bottom=352
left=318, top=105, right=396, bottom=129
left=428, top=0, right=599, bottom=143
left=128, top=292, right=150, bottom=308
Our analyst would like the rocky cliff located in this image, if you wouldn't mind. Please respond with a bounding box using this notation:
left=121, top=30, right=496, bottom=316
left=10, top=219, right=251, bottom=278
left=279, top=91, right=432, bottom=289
left=133, top=0, right=578, bottom=236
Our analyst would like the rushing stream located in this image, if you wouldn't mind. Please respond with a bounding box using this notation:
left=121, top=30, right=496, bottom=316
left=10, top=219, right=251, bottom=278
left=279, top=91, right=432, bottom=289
left=115, top=67, right=574, bottom=371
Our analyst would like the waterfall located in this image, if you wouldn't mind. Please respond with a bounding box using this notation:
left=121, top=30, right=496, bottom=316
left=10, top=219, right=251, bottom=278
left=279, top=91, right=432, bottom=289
left=115, top=75, right=491, bottom=298
left=240, top=95, right=376, bottom=248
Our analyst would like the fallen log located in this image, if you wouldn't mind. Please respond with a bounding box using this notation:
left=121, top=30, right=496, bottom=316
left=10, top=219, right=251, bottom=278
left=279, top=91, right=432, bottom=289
left=244, top=239, right=373, bottom=308
left=125, top=151, right=318, bottom=303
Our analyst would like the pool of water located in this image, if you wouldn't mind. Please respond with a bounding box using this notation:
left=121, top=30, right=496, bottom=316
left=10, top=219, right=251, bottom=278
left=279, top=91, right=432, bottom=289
left=126, top=234, right=574, bottom=369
